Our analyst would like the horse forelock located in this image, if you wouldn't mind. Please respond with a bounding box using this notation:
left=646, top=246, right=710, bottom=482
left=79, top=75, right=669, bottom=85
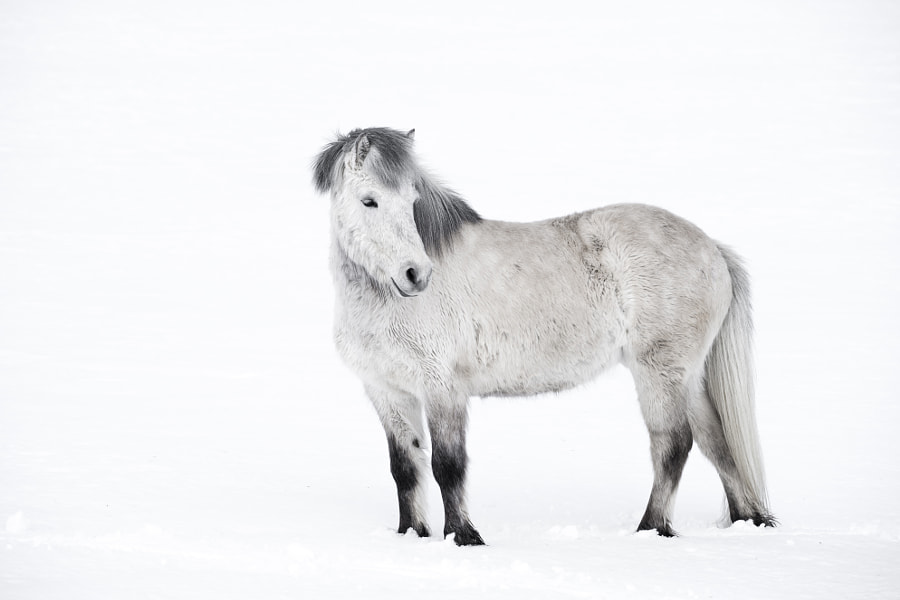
left=360, top=128, right=417, bottom=189
left=314, top=127, right=482, bottom=257
left=313, top=127, right=416, bottom=193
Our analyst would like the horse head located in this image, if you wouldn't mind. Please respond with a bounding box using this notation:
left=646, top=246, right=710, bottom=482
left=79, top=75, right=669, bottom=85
left=315, top=128, right=432, bottom=298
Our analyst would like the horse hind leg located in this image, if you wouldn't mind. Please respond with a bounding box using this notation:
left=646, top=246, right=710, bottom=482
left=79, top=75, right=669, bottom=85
left=632, top=364, right=694, bottom=537
left=687, top=383, right=775, bottom=527
left=638, top=422, right=693, bottom=537
left=366, top=386, right=431, bottom=538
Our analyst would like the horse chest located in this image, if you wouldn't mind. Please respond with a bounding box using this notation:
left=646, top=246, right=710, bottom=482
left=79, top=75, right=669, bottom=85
left=333, top=296, right=435, bottom=392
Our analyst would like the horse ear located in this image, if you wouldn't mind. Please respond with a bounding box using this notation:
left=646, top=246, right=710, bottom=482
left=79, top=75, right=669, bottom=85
left=406, top=129, right=416, bottom=140
left=353, top=134, right=371, bottom=168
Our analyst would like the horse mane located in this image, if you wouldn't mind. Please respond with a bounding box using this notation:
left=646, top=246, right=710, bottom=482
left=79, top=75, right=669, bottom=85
left=313, top=127, right=481, bottom=258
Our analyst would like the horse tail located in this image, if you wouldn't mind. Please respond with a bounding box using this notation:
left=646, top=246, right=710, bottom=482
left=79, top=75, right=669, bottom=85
left=705, top=245, right=771, bottom=520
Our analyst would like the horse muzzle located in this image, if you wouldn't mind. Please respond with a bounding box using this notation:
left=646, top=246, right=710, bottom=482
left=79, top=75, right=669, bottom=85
left=391, top=261, right=432, bottom=297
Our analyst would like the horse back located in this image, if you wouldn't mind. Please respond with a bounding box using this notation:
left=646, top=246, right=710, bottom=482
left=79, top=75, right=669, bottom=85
left=437, top=204, right=731, bottom=395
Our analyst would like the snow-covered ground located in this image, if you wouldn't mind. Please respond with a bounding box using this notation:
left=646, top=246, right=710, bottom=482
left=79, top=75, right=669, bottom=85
left=2, top=1, right=899, bottom=598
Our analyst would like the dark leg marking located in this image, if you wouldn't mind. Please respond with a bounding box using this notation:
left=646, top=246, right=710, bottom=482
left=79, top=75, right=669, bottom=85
left=637, top=424, right=693, bottom=537
left=427, top=404, right=484, bottom=547
left=387, top=434, right=430, bottom=538
left=431, top=441, right=484, bottom=546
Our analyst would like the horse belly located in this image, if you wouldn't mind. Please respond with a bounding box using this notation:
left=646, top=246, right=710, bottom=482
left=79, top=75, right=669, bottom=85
left=465, top=309, right=626, bottom=398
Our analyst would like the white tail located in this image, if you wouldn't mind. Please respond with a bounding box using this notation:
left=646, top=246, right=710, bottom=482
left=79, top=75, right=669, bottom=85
left=706, top=246, right=770, bottom=517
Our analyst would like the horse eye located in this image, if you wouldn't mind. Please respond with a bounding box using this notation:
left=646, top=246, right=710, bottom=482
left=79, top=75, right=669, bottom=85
left=361, top=197, right=378, bottom=208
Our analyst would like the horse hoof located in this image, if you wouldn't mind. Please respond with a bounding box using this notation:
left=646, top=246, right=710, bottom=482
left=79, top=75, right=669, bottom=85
left=637, top=523, right=678, bottom=538
left=656, top=526, right=678, bottom=538
left=744, top=513, right=777, bottom=528
left=731, top=512, right=778, bottom=529
left=399, top=523, right=431, bottom=538
left=448, top=524, right=485, bottom=546
left=753, top=513, right=778, bottom=528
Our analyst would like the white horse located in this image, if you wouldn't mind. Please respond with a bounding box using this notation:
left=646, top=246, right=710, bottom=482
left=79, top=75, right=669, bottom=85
left=313, top=127, right=775, bottom=545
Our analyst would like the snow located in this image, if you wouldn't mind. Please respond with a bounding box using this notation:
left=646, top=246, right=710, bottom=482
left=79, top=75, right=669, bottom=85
left=2, top=0, right=899, bottom=598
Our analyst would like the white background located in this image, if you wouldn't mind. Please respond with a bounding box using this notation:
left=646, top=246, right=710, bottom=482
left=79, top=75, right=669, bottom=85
left=2, top=1, right=899, bottom=598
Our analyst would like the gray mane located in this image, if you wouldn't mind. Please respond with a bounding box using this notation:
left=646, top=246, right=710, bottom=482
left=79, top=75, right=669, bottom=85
left=313, top=127, right=481, bottom=257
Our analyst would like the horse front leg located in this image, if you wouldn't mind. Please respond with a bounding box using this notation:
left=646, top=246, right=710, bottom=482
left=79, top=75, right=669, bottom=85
left=426, top=394, right=484, bottom=546
left=366, top=385, right=431, bottom=538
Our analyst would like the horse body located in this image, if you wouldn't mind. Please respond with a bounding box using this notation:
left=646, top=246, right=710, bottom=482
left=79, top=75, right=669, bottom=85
left=316, top=127, right=774, bottom=545
left=336, top=214, right=628, bottom=400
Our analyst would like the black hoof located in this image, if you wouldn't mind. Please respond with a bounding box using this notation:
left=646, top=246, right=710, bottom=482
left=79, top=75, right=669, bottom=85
left=752, top=512, right=778, bottom=528
left=399, top=522, right=431, bottom=538
left=730, top=511, right=778, bottom=529
left=446, top=522, right=485, bottom=546
left=637, top=521, right=678, bottom=538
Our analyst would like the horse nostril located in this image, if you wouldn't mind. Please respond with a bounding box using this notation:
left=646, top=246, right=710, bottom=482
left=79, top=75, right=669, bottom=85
left=400, top=263, right=431, bottom=294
